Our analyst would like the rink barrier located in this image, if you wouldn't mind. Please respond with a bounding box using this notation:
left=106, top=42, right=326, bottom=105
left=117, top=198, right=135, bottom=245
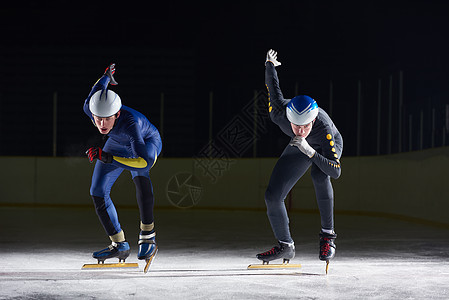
left=1, top=203, right=448, bottom=230
left=0, top=146, right=448, bottom=227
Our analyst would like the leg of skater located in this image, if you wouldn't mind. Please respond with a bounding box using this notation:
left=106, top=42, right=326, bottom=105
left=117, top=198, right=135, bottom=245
left=90, top=160, right=130, bottom=263
left=311, top=165, right=337, bottom=262
left=310, top=134, right=342, bottom=273
left=132, top=174, right=157, bottom=262
left=257, top=145, right=312, bottom=263
left=131, top=141, right=160, bottom=272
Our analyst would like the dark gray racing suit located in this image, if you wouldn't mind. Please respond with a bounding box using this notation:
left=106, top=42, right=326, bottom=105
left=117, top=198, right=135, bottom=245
left=265, top=62, right=343, bottom=243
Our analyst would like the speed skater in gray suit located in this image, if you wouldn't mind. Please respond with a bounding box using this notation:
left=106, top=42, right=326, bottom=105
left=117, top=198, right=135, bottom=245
left=256, top=50, right=343, bottom=266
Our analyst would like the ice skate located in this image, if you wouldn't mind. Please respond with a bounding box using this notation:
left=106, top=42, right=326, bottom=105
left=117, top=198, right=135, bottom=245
left=92, top=241, right=131, bottom=264
left=138, top=232, right=158, bottom=273
left=257, top=241, right=295, bottom=264
left=248, top=241, right=300, bottom=269
left=81, top=241, right=137, bottom=270
left=319, top=231, right=337, bottom=274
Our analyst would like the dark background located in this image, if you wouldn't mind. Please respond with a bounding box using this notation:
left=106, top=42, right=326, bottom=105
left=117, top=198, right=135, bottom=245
left=0, top=0, right=448, bottom=157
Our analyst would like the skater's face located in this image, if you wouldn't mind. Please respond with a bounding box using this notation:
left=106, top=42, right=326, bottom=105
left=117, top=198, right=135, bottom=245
left=93, top=111, right=120, bottom=135
left=291, top=120, right=314, bottom=138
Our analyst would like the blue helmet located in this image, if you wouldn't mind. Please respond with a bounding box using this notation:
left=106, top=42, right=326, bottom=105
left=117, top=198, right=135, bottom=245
left=286, top=95, right=319, bottom=125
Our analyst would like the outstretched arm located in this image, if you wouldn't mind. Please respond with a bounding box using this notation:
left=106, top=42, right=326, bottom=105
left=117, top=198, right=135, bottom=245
left=265, top=50, right=294, bottom=137
left=83, top=63, right=118, bottom=119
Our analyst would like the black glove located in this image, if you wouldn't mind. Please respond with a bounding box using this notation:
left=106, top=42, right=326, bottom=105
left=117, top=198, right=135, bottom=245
left=86, top=147, right=113, bottom=164
left=104, top=63, right=118, bottom=85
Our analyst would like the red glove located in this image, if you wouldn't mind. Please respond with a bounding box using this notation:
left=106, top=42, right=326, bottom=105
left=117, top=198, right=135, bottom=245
left=104, top=63, right=118, bottom=85
left=86, top=147, right=113, bottom=163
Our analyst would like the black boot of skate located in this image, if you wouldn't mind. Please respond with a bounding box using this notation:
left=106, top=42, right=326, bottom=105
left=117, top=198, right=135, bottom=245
left=256, top=241, right=295, bottom=264
left=319, top=231, right=337, bottom=261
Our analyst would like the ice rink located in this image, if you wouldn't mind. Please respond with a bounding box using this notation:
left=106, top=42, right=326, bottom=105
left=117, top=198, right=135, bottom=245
left=1, top=206, right=448, bottom=299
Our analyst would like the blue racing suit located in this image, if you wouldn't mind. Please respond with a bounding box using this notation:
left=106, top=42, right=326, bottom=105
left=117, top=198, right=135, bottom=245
left=84, top=75, right=162, bottom=238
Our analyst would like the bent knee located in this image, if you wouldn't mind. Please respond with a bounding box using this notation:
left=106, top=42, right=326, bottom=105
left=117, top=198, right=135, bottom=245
left=90, top=185, right=108, bottom=198
left=265, top=186, right=285, bottom=205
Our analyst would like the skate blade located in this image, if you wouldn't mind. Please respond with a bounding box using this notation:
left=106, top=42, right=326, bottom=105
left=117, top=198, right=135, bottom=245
left=82, top=262, right=139, bottom=269
left=325, top=260, right=329, bottom=274
left=247, top=263, right=301, bottom=270
left=143, top=247, right=158, bottom=273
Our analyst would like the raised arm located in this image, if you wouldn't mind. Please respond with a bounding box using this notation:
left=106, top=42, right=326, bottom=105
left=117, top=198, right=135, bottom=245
left=83, top=63, right=118, bottom=119
left=265, top=50, right=294, bottom=137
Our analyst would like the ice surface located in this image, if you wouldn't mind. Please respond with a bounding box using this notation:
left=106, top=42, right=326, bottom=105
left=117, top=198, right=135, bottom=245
left=0, top=207, right=448, bottom=299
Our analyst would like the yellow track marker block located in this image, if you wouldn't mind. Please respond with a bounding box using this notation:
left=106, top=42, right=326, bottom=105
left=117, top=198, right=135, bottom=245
left=82, top=263, right=139, bottom=269
left=247, top=263, right=301, bottom=270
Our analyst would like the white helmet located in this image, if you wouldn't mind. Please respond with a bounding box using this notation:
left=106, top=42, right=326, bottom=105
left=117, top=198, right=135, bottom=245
left=286, top=95, right=319, bottom=125
left=89, top=89, right=122, bottom=117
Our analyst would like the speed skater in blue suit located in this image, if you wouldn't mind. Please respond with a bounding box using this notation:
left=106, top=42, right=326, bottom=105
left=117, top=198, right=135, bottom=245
left=83, top=63, right=161, bottom=267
